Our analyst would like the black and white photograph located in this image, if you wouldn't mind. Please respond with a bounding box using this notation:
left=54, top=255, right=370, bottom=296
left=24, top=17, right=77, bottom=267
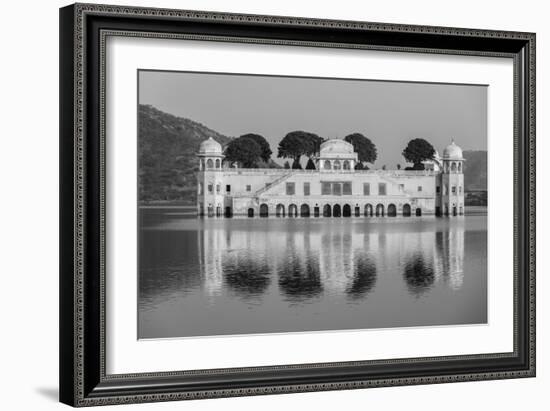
left=52, top=1, right=537, bottom=408
left=138, top=70, right=488, bottom=339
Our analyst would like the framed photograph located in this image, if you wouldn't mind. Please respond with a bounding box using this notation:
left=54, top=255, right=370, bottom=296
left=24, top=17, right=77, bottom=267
left=59, top=3, right=536, bottom=407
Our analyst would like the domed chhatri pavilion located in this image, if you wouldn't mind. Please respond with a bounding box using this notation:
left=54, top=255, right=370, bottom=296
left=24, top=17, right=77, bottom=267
left=196, top=137, right=465, bottom=218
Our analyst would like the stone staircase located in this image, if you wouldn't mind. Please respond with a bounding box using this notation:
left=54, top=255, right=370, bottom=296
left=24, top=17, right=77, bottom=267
left=253, top=172, right=294, bottom=197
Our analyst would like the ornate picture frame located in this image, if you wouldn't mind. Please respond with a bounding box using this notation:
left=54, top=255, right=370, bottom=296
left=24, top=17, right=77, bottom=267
left=59, top=3, right=535, bottom=406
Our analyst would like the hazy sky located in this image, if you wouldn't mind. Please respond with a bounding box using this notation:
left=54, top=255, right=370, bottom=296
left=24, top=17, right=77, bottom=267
left=139, top=70, right=487, bottom=167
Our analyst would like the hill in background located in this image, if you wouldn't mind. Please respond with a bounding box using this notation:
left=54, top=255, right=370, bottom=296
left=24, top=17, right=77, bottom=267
left=462, top=150, right=487, bottom=191
left=139, top=105, right=280, bottom=204
left=139, top=105, right=232, bottom=203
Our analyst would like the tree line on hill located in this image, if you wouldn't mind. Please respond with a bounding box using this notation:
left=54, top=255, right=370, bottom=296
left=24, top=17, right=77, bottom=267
left=224, top=131, right=437, bottom=171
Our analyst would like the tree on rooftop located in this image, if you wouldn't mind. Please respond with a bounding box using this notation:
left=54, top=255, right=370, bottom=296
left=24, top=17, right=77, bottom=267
left=239, top=133, right=272, bottom=162
left=224, top=136, right=262, bottom=168
left=402, top=138, right=435, bottom=170
left=344, top=133, right=377, bottom=168
left=277, top=131, right=323, bottom=165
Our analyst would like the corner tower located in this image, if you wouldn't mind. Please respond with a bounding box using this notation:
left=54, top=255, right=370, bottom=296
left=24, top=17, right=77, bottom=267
left=438, top=140, right=465, bottom=216
left=197, top=137, right=224, bottom=217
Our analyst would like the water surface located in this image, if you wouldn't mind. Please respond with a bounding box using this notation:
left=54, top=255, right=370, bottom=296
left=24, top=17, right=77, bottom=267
left=139, top=208, right=487, bottom=338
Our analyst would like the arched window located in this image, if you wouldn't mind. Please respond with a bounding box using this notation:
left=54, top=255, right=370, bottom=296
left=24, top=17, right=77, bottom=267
left=260, top=204, right=269, bottom=217
left=288, top=204, right=298, bottom=217
left=451, top=162, right=457, bottom=172
left=215, top=159, right=221, bottom=169
left=416, top=208, right=422, bottom=217
left=216, top=204, right=222, bottom=217
left=333, top=160, right=341, bottom=170
left=276, top=204, right=285, bottom=217
left=323, top=204, right=332, bottom=217
left=403, top=204, right=411, bottom=217
left=207, top=204, right=214, bottom=217
left=333, top=204, right=342, bottom=217
left=364, top=204, right=373, bottom=217
left=375, top=204, right=384, bottom=217
left=324, top=160, right=331, bottom=170
left=300, top=204, right=310, bottom=217
left=343, top=160, right=350, bottom=170
left=247, top=208, right=254, bottom=218
left=342, top=204, right=351, bottom=217
left=387, top=204, right=397, bottom=217
left=458, top=162, right=462, bottom=172
left=206, top=159, right=214, bottom=169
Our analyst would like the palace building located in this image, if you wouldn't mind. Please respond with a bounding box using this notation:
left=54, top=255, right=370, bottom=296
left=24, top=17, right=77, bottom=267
left=196, top=137, right=465, bottom=218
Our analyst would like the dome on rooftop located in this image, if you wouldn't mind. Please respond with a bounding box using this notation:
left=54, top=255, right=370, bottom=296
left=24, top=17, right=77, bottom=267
left=442, top=140, right=463, bottom=160
left=319, top=139, right=354, bottom=156
left=199, top=137, right=222, bottom=155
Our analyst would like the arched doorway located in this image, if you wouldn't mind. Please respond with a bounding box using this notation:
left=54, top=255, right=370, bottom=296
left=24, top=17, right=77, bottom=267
left=375, top=204, right=384, bottom=217
left=354, top=206, right=360, bottom=217
left=323, top=204, right=331, bottom=217
left=300, top=204, right=310, bottom=217
left=403, top=204, right=411, bottom=217
left=289, top=204, right=298, bottom=217
left=247, top=208, right=254, bottom=218
left=343, top=204, right=351, bottom=217
left=276, top=204, right=285, bottom=217
left=260, top=203, right=269, bottom=217
left=224, top=206, right=232, bottom=218
left=333, top=204, right=342, bottom=217
left=452, top=206, right=457, bottom=216
left=387, top=204, right=397, bottom=217
left=216, top=205, right=222, bottom=217
left=416, top=208, right=422, bottom=217
left=364, top=204, right=373, bottom=217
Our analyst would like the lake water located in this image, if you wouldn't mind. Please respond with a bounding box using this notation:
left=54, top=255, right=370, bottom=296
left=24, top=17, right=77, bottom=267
left=138, top=207, right=487, bottom=339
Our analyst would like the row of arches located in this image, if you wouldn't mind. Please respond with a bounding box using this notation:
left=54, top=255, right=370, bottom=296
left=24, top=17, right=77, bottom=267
left=444, top=161, right=463, bottom=173
left=248, top=203, right=422, bottom=218
left=199, top=157, right=222, bottom=170
left=322, top=159, right=354, bottom=170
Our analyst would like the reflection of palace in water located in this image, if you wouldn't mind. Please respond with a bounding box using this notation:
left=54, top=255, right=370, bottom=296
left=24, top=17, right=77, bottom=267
left=198, top=221, right=465, bottom=300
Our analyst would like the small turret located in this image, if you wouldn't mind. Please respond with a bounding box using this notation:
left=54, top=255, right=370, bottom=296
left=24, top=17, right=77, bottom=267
left=438, top=139, right=465, bottom=216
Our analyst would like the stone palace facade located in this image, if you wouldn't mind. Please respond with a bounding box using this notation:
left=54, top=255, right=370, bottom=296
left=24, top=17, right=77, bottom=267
left=196, top=138, right=465, bottom=218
